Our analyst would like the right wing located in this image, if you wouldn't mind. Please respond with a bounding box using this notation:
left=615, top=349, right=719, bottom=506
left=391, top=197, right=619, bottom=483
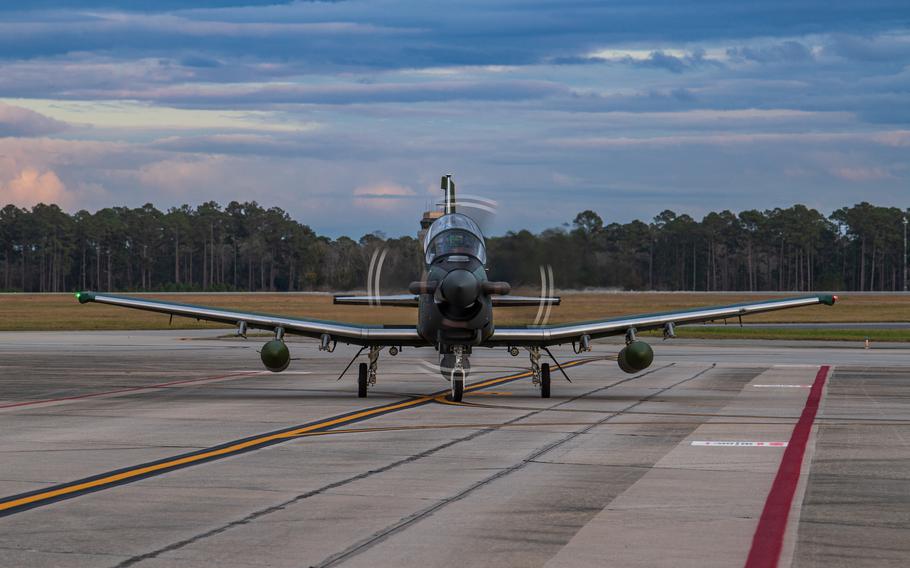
left=487, top=294, right=838, bottom=347
left=491, top=295, right=560, bottom=307
left=76, top=292, right=427, bottom=346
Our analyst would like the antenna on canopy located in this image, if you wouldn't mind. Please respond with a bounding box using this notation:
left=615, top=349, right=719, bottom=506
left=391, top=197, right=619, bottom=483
left=442, top=174, right=455, bottom=214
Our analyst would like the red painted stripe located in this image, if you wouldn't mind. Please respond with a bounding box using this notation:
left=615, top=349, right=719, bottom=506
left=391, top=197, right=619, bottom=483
left=744, top=365, right=830, bottom=568
left=0, top=371, right=261, bottom=410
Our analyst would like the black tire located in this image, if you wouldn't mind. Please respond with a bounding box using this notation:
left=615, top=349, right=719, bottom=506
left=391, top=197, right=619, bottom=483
left=541, top=363, right=551, bottom=398
left=450, top=375, right=464, bottom=402
left=358, top=363, right=368, bottom=398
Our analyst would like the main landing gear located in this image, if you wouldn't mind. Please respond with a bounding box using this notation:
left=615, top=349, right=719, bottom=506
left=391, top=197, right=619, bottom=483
left=541, top=363, right=551, bottom=398
left=529, top=347, right=551, bottom=398
left=357, top=346, right=381, bottom=398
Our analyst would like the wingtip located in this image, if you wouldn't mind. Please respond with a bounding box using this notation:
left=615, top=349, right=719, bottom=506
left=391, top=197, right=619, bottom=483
left=74, top=291, right=95, bottom=304
left=819, top=294, right=838, bottom=306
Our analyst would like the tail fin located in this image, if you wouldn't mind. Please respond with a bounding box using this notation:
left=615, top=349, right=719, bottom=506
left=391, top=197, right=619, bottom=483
left=442, top=174, right=456, bottom=214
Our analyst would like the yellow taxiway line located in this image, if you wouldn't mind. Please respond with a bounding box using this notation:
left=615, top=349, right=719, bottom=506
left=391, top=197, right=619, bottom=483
left=0, top=358, right=595, bottom=517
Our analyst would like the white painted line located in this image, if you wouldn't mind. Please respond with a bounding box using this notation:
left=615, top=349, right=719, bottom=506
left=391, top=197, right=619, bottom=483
left=753, top=384, right=811, bottom=388
left=691, top=441, right=788, bottom=447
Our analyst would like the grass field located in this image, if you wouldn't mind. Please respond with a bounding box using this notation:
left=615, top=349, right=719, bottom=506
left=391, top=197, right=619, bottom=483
left=0, top=292, right=908, bottom=342
left=640, top=326, right=908, bottom=342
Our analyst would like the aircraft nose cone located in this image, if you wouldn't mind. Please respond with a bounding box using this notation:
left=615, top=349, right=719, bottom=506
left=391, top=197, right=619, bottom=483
left=441, top=269, right=480, bottom=308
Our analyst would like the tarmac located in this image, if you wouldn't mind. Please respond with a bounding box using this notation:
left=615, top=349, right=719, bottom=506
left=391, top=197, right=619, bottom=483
left=0, top=330, right=907, bottom=567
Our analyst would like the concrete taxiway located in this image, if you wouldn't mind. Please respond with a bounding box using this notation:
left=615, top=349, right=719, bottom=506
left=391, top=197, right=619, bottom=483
left=0, top=331, right=907, bottom=567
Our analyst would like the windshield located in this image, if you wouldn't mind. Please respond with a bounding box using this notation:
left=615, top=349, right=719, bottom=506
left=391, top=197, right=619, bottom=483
left=424, top=214, right=487, bottom=264
left=426, top=230, right=486, bottom=264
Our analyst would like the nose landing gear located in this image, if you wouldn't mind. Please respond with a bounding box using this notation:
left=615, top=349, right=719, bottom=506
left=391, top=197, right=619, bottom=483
left=439, top=345, right=470, bottom=402
left=448, top=345, right=468, bottom=402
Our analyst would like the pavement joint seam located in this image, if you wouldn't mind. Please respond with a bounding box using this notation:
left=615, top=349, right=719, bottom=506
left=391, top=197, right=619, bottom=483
left=312, top=364, right=716, bottom=568
left=108, top=360, right=664, bottom=568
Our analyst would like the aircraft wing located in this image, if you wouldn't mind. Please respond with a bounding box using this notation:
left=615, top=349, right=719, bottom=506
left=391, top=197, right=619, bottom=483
left=332, top=294, right=560, bottom=308
left=76, top=292, right=427, bottom=346
left=486, top=294, right=838, bottom=347
left=333, top=294, right=420, bottom=307
left=491, top=295, right=560, bottom=307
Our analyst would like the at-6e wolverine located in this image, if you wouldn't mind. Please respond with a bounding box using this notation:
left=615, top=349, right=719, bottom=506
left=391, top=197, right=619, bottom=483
left=76, top=175, right=837, bottom=401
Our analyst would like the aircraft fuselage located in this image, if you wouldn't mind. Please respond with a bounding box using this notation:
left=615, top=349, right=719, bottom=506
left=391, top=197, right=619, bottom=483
left=416, top=253, right=494, bottom=350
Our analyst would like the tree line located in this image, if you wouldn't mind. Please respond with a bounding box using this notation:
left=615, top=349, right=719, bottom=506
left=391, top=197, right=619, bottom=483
left=0, top=201, right=906, bottom=293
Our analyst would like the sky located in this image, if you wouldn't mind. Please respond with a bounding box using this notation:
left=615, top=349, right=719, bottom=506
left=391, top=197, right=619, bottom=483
left=0, top=1, right=907, bottom=237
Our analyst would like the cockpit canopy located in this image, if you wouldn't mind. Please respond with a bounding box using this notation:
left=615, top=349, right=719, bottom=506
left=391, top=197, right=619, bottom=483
left=424, top=213, right=487, bottom=265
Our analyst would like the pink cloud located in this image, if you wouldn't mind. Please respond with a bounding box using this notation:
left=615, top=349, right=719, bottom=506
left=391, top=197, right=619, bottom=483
left=1, top=168, right=72, bottom=208
left=0, top=103, right=67, bottom=137
left=871, top=131, right=910, bottom=147
left=134, top=157, right=225, bottom=195
left=353, top=182, right=415, bottom=210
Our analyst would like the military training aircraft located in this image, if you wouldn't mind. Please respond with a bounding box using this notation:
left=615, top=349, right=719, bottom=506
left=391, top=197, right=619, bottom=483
left=75, top=175, right=838, bottom=401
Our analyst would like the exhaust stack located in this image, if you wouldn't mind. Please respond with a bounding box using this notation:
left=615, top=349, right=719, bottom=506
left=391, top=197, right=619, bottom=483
left=442, top=174, right=456, bottom=214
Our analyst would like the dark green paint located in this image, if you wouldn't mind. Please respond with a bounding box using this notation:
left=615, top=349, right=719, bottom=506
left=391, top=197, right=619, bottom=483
left=260, top=339, right=290, bottom=372
left=618, top=341, right=654, bottom=374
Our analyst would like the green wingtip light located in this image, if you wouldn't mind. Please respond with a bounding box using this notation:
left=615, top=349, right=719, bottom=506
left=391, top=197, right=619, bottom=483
left=74, top=292, right=81, bottom=300
left=75, top=291, right=92, bottom=304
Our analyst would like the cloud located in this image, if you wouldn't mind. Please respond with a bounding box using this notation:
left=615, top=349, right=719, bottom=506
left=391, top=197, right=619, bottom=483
left=178, top=54, right=222, bottom=68
left=132, top=156, right=226, bottom=195
left=0, top=2, right=901, bottom=70
left=824, top=33, right=910, bottom=62
left=628, top=49, right=722, bottom=73
left=0, top=1, right=291, bottom=10
left=152, top=133, right=297, bottom=155
left=69, top=80, right=566, bottom=107
left=548, top=130, right=910, bottom=148
left=831, top=166, right=894, bottom=182
left=872, top=131, right=910, bottom=146
left=1, top=168, right=71, bottom=208
left=353, top=183, right=416, bottom=210
left=726, top=40, right=815, bottom=63
left=149, top=131, right=407, bottom=162
left=0, top=2, right=906, bottom=237
left=0, top=103, right=67, bottom=137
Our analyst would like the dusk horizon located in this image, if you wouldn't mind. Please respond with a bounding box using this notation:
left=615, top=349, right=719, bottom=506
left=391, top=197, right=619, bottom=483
left=0, top=1, right=907, bottom=238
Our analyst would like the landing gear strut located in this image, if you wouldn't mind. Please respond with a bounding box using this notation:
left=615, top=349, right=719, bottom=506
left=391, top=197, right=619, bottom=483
left=358, top=346, right=381, bottom=398
left=529, top=346, right=541, bottom=385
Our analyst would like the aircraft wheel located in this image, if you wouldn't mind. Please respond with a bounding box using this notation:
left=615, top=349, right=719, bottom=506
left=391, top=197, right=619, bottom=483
left=358, top=363, right=368, bottom=398
left=541, top=363, right=551, bottom=398
left=450, top=372, right=465, bottom=402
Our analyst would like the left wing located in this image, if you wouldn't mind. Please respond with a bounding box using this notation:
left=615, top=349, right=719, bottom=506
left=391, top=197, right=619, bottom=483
left=486, top=294, right=838, bottom=347
left=76, top=292, right=427, bottom=346
left=333, top=294, right=420, bottom=307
